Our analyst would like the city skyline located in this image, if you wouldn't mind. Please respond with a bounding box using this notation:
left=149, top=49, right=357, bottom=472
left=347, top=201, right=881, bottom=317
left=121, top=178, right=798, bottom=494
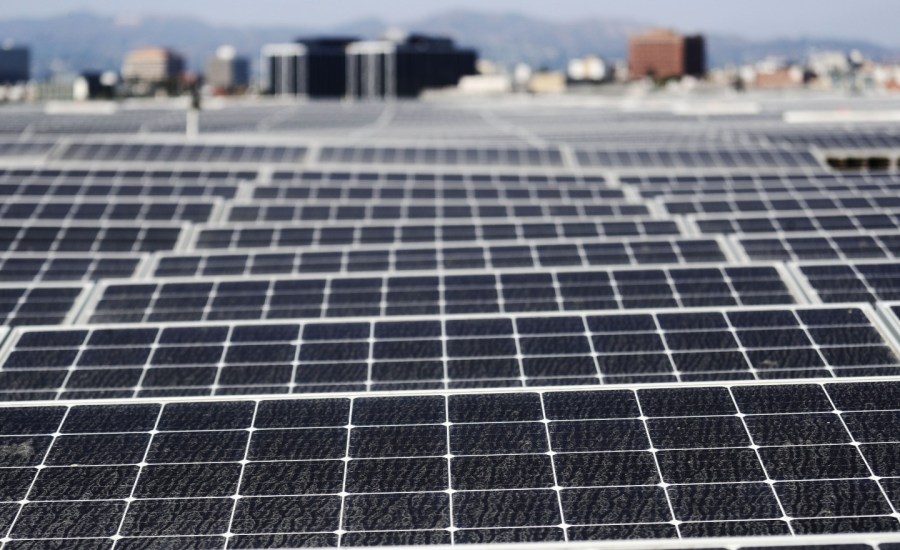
left=2, top=0, right=900, bottom=47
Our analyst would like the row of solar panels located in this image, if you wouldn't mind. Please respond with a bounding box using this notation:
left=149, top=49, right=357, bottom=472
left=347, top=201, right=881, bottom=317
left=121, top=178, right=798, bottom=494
left=2, top=196, right=900, bottom=226
left=0, top=259, right=899, bottom=327
left=0, top=140, right=833, bottom=169
left=9, top=170, right=900, bottom=209
left=3, top=378, right=900, bottom=546
left=1, top=168, right=899, bottom=195
left=4, top=233, right=900, bottom=283
left=0, top=304, right=899, bottom=397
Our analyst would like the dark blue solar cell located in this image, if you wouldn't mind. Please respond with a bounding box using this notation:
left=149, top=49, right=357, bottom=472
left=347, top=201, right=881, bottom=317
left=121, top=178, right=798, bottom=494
left=158, top=401, right=255, bottom=431
left=231, top=324, right=299, bottom=342
left=255, top=399, right=350, bottom=428
left=638, top=387, right=736, bottom=417
left=374, top=321, right=441, bottom=339
left=449, top=393, right=542, bottom=423
left=516, top=316, right=585, bottom=335
left=87, top=329, right=157, bottom=346
left=303, top=323, right=370, bottom=341
left=445, top=318, right=512, bottom=337
left=158, top=326, right=229, bottom=345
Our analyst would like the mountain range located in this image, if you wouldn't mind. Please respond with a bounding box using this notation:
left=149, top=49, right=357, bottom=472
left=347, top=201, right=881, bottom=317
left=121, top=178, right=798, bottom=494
left=1, top=10, right=898, bottom=79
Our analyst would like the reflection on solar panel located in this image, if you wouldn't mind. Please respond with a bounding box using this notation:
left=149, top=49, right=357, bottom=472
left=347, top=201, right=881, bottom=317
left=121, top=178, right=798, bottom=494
left=0, top=381, right=899, bottom=546
left=1, top=98, right=900, bottom=548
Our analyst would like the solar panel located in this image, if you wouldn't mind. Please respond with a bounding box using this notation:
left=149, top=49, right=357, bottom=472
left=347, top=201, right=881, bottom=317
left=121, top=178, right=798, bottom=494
left=253, top=183, right=624, bottom=201
left=575, top=147, right=819, bottom=169
left=224, top=200, right=650, bottom=223
left=54, top=142, right=308, bottom=164
left=691, top=210, right=900, bottom=235
left=734, top=232, right=900, bottom=262
left=0, top=253, right=147, bottom=282
left=662, top=192, right=900, bottom=215
left=150, top=237, right=731, bottom=278
left=0, top=167, right=257, bottom=183
left=0, top=380, right=899, bottom=546
left=317, top=146, right=565, bottom=167
left=0, top=198, right=220, bottom=223
left=0, top=282, right=90, bottom=327
left=269, top=169, right=606, bottom=186
left=0, top=141, right=55, bottom=158
left=3, top=305, right=895, bottom=400
left=0, top=180, right=239, bottom=200
left=623, top=172, right=900, bottom=199
left=79, top=265, right=799, bottom=324
left=795, top=261, right=900, bottom=304
left=0, top=222, right=187, bottom=253
left=192, top=219, right=684, bottom=250
left=2, top=99, right=900, bottom=548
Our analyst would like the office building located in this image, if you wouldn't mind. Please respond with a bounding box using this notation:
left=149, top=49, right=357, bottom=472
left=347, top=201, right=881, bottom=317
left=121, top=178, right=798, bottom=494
left=347, top=34, right=478, bottom=99
left=0, top=44, right=30, bottom=84
left=206, top=46, right=250, bottom=94
left=73, top=71, right=118, bottom=100
left=263, top=38, right=355, bottom=98
left=122, top=47, right=186, bottom=94
left=629, top=29, right=706, bottom=80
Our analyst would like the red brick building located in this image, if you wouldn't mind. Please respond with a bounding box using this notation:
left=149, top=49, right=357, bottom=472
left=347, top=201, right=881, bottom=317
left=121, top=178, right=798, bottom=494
left=629, top=29, right=706, bottom=80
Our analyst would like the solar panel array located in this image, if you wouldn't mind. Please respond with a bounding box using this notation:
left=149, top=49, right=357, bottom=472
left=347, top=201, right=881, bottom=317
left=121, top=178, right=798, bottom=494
left=1, top=98, right=900, bottom=549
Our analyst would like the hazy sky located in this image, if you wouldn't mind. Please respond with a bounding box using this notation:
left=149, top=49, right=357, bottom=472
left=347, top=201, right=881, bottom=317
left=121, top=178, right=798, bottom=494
left=3, top=0, right=900, bottom=45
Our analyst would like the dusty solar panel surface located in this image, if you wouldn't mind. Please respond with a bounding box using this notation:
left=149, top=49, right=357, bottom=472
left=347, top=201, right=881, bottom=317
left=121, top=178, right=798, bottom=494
left=1, top=98, right=900, bottom=549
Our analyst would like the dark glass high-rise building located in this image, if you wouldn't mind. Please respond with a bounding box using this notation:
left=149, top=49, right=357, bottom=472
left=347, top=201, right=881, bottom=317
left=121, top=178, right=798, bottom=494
left=347, top=35, right=478, bottom=99
left=0, top=45, right=29, bottom=84
left=264, top=34, right=477, bottom=99
left=683, top=35, right=707, bottom=78
left=264, top=37, right=356, bottom=98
